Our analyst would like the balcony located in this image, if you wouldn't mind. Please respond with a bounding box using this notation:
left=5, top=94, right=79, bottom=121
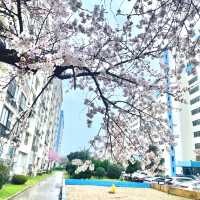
left=6, top=94, right=17, bottom=108
left=0, top=123, right=9, bottom=138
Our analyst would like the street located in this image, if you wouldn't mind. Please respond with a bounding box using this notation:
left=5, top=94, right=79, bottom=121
left=12, top=172, right=63, bottom=200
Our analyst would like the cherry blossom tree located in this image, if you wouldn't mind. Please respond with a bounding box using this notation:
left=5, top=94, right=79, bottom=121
left=0, top=0, right=199, bottom=170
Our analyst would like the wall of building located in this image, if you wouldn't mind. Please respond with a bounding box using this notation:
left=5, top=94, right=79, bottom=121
left=54, top=110, right=64, bottom=153
left=0, top=69, right=63, bottom=175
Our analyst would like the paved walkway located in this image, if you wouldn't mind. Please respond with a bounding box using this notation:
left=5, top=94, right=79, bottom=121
left=12, top=171, right=63, bottom=200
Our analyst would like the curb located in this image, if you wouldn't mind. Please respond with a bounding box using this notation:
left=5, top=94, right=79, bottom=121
left=6, top=185, right=32, bottom=200
left=61, top=179, right=66, bottom=200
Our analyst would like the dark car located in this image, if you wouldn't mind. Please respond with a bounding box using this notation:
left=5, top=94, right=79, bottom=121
left=165, top=177, right=173, bottom=185
left=152, top=177, right=165, bottom=185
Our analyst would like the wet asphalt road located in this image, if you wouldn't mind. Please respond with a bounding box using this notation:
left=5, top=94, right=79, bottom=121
left=12, top=171, right=63, bottom=200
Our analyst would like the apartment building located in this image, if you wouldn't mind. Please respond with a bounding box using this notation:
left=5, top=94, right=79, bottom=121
left=0, top=64, right=32, bottom=168
left=0, top=0, right=64, bottom=175
left=0, top=67, right=63, bottom=175
left=161, top=49, right=200, bottom=176
left=54, top=110, right=64, bottom=153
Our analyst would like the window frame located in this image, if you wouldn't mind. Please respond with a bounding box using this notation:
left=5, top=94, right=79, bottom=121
left=0, top=106, right=12, bottom=129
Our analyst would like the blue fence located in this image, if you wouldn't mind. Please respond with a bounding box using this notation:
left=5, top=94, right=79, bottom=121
left=65, top=179, right=150, bottom=188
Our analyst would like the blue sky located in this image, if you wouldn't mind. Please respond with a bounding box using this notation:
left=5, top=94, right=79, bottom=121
left=60, top=83, right=101, bottom=155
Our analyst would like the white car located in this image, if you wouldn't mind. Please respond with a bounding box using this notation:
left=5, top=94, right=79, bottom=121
left=131, top=172, right=146, bottom=179
left=171, top=177, right=196, bottom=190
left=191, top=181, right=200, bottom=191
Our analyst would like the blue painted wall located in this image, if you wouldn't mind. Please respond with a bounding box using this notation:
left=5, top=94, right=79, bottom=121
left=65, top=179, right=150, bottom=188
left=163, top=49, right=176, bottom=176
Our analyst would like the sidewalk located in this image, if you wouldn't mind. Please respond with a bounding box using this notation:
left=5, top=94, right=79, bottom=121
left=11, top=171, right=63, bottom=200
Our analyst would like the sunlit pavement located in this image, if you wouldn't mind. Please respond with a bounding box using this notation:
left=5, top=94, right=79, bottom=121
left=66, top=185, right=190, bottom=200
left=12, top=171, right=63, bottom=200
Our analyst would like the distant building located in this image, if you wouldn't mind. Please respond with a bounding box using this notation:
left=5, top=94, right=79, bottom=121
left=54, top=110, right=64, bottom=153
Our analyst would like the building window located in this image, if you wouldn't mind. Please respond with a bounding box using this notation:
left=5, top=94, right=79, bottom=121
left=191, top=107, right=200, bottom=115
left=196, top=156, right=200, bottom=161
left=7, top=80, right=17, bottom=107
left=24, top=132, right=29, bottom=145
left=188, top=76, right=198, bottom=85
left=189, top=86, right=199, bottom=94
left=194, top=131, right=200, bottom=137
left=19, top=93, right=26, bottom=112
left=193, top=119, right=200, bottom=126
left=172, top=156, right=175, bottom=162
left=0, top=106, right=12, bottom=131
left=35, top=78, right=39, bottom=90
left=18, top=152, right=28, bottom=170
left=195, top=143, right=200, bottom=149
left=191, top=96, right=200, bottom=105
left=168, top=113, right=172, bottom=120
left=8, top=146, right=15, bottom=159
left=7, top=80, right=17, bottom=98
left=31, top=135, right=39, bottom=152
left=186, top=64, right=196, bottom=75
left=172, top=167, right=175, bottom=173
left=0, top=144, right=3, bottom=156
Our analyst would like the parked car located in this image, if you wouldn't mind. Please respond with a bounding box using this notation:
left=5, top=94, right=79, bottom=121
left=144, top=177, right=165, bottom=185
left=121, top=172, right=131, bottom=180
left=144, top=176, right=154, bottom=182
left=164, top=177, right=173, bottom=185
left=177, top=174, right=197, bottom=180
left=192, top=181, right=200, bottom=191
left=170, top=177, right=195, bottom=189
left=151, top=177, right=166, bottom=185
left=131, top=172, right=147, bottom=182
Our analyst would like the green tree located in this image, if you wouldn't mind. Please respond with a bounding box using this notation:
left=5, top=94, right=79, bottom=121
left=95, top=167, right=106, bottom=178
left=67, top=150, right=91, bottom=161
left=107, top=164, right=123, bottom=179
left=92, top=159, right=111, bottom=172
left=126, top=160, right=141, bottom=174
left=65, top=161, right=76, bottom=176
left=0, top=163, right=9, bottom=189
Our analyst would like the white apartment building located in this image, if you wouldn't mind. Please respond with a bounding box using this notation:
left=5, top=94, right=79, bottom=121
left=0, top=0, right=64, bottom=175
left=186, top=65, right=200, bottom=159
left=0, top=65, right=63, bottom=175
left=161, top=49, right=200, bottom=176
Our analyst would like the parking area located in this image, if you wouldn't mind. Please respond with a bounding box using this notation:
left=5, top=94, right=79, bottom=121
left=66, top=185, right=190, bottom=200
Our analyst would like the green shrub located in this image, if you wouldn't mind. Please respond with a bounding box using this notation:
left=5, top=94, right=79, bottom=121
left=54, top=166, right=64, bottom=171
left=107, top=164, right=123, bottom=179
left=95, top=167, right=106, bottom=178
left=92, top=159, right=111, bottom=172
left=0, top=163, right=10, bottom=189
left=65, top=162, right=76, bottom=176
left=72, top=169, right=93, bottom=179
left=11, top=175, right=28, bottom=185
